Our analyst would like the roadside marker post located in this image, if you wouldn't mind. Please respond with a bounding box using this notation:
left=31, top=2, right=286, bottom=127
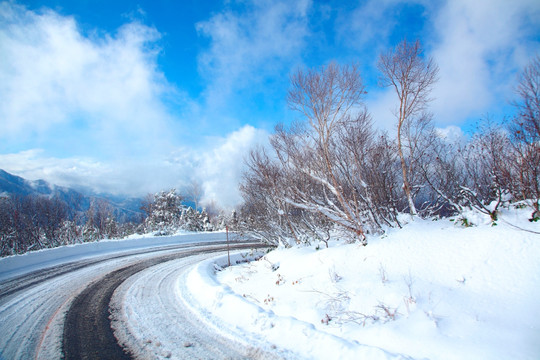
left=226, top=225, right=231, bottom=267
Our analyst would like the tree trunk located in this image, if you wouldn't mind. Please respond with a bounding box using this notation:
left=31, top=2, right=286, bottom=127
left=398, top=115, right=417, bottom=216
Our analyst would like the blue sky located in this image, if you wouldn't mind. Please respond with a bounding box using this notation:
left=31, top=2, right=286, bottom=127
left=0, top=0, right=539, bottom=208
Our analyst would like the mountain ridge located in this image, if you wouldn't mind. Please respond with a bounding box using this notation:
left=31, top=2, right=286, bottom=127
left=0, top=169, right=144, bottom=222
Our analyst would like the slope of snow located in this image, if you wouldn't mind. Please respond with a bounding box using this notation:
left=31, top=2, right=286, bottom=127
left=187, top=206, right=540, bottom=359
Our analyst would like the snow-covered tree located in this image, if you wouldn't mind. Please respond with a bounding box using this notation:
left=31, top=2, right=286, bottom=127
left=57, top=220, right=81, bottom=245
left=144, top=189, right=183, bottom=235
left=104, top=216, right=118, bottom=238
left=180, top=206, right=202, bottom=232
left=200, top=208, right=212, bottom=231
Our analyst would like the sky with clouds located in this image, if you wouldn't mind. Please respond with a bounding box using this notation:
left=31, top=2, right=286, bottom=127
left=0, top=0, right=539, bottom=209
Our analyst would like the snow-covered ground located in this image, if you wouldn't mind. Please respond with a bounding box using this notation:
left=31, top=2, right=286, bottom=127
left=187, top=206, right=540, bottom=359
left=2, top=207, right=539, bottom=359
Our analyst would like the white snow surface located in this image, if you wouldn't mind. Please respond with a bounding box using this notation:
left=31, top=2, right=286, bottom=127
left=187, top=206, right=540, bottom=359
left=2, top=206, right=539, bottom=359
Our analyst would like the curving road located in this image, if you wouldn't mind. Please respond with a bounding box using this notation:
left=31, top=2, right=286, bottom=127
left=0, top=240, right=277, bottom=360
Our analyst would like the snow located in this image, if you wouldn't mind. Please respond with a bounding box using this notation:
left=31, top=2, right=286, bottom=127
left=0, top=232, right=232, bottom=360
left=110, top=252, right=256, bottom=359
left=186, top=206, right=540, bottom=359
left=0, top=231, right=228, bottom=281
left=2, top=206, right=539, bottom=359
left=186, top=252, right=405, bottom=359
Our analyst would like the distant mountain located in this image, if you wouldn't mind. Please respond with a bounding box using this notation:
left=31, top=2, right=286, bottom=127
left=0, top=169, right=51, bottom=196
left=0, top=169, right=144, bottom=222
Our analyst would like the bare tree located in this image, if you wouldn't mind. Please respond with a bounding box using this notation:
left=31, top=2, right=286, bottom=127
left=378, top=39, right=439, bottom=216
left=140, top=193, right=155, bottom=219
left=460, top=118, right=514, bottom=221
left=240, top=62, right=406, bottom=245
left=35, top=196, right=69, bottom=247
left=510, top=56, right=540, bottom=216
left=240, top=145, right=337, bottom=247
left=417, top=132, right=467, bottom=216
left=513, top=56, right=540, bottom=143
left=362, top=133, right=402, bottom=225
left=239, top=146, right=299, bottom=247
left=285, top=62, right=371, bottom=242
left=186, top=179, right=203, bottom=211
left=0, top=196, right=16, bottom=256
left=93, top=199, right=112, bottom=238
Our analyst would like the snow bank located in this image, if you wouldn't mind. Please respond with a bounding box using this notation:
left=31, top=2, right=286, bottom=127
left=186, top=252, right=408, bottom=359
left=0, top=231, right=227, bottom=281
left=187, top=206, right=540, bottom=359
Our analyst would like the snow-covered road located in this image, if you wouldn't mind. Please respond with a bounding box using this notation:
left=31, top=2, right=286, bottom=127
left=110, top=250, right=278, bottom=359
left=0, top=234, right=273, bottom=359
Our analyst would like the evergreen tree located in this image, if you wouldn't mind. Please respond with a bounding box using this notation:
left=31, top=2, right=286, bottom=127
left=144, top=189, right=183, bottom=235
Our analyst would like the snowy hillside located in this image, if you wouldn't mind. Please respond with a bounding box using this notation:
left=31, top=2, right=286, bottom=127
left=188, top=205, right=540, bottom=359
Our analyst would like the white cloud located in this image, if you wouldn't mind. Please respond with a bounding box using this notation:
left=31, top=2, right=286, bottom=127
left=365, top=88, right=400, bottom=132
left=429, top=0, right=540, bottom=124
left=0, top=149, right=115, bottom=191
left=0, top=3, right=271, bottom=209
left=337, top=0, right=421, bottom=54
left=0, top=125, right=269, bottom=209
left=0, top=2, right=178, bottom=158
left=340, top=0, right=540, bottom=128
left=196, top=125, right=269, bottom=209
left=195, top=0, right=311, bottom=116
left=0, top=149, right=184, bottom=196
left=435, top=125, right=467, bottom=145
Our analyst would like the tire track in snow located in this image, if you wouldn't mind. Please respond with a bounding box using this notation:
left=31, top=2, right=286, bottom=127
left=1, top=254, right=147, bottom=360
